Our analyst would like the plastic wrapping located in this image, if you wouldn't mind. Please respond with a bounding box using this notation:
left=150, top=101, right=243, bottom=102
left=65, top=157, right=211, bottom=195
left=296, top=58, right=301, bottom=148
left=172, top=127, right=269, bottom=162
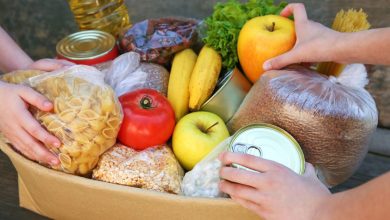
left=92, top=143, right=184, bottom=194
left=119, top=17, right=199, bottom=65
left=105, top=52, right=169, bottom=97
left=26, top=65, right=123, bottom=175
left=181, top=138, right=231, bottom=198
left=228, top=65, right=378, bottom=187
left=1, top=69, right=44, bottom=84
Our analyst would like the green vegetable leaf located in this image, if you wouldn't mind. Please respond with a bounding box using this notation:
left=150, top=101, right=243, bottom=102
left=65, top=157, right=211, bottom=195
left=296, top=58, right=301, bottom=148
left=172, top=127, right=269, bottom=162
left=203, top=0, right=287, bottom=70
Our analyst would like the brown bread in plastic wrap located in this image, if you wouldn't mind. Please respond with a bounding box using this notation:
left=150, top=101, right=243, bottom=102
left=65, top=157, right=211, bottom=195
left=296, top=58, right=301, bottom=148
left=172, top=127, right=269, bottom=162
left=92, top=143, right=184, bottom=194
left=228, top=65, right=378, bottom=187
left=26, top=65, right=123, bottom=175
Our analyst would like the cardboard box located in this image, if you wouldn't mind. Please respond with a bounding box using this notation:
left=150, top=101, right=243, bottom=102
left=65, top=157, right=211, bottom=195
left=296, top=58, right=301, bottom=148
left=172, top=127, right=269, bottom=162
left=0, top=139, right=260, bottom=220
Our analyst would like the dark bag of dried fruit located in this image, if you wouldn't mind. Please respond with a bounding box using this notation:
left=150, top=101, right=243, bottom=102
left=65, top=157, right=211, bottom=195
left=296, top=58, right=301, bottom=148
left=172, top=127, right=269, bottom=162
left=228, top=64, right=378, bottom=187
left=119, top=17, right=199, bottom=66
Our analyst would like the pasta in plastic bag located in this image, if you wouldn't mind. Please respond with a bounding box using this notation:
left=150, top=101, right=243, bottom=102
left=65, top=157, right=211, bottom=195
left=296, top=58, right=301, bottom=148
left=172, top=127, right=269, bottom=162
left=105, top=52, right=169, bottom=97
left=1, top=69, right=44, bottom=84
left=181, top=138, right=231, bottom=198
left=26, top=65, right=123, bottom=175
left=228, top=65, right=378, bottom=187
left=92, top=143, right=184, bottom=194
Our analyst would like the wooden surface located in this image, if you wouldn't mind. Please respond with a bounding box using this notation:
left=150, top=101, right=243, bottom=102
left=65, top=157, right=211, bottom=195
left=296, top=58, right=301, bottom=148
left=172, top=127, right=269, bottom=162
left=0, top=140, right=390, bottom=219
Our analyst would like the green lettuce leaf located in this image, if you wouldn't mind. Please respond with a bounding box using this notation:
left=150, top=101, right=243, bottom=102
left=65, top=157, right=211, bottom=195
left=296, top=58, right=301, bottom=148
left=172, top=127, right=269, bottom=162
left=203, top=0, right=287, bottom=69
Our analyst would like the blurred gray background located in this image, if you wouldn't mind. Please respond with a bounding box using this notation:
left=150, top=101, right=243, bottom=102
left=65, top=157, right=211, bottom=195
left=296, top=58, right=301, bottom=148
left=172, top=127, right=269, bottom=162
left=0, top=0, right=389, bottom=127
left=0, top=0, right=389, bottom=59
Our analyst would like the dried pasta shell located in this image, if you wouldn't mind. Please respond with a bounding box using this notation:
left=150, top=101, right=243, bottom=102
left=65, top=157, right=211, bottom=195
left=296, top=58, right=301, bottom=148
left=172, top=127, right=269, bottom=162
left=68, top=97, right=83, bottom=108
left=75, top=154, right=96, bottom=164
left=102, top=128, right=117, bottom=139
left=106, top=117, right=121, bottom=128
left=83, top=143, right=99, bottom=156
left=93, top=135, right=106, bottom=145
left=69, top=119, right=89, bottom=133
left=74, top=133, right=90, bottom=144
left=59, top=109, right=77, bottom=123
left=64, top=144, right=81, bottom=158
left=78, top=163, right=90, bottom=175
left=100, top=93, right=115, bottom=113
left=78, top=109, right=100, bottom=121
left=63, top=161, right=78, bottom=174
left=47, top=120, right=65, bottom=131
left=40, top=114, right=58, bottom=127
left=59, top=153, right=72, bottom=168
left=89, top=119, right=106, bottom=131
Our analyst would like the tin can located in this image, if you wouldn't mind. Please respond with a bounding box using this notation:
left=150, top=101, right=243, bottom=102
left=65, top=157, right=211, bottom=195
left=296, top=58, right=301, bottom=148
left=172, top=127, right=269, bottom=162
left=229, top=123, right=305, bottom=174
left=200, top=68, right=252, bottom=122
left=56, top=30, right=119, bottom=66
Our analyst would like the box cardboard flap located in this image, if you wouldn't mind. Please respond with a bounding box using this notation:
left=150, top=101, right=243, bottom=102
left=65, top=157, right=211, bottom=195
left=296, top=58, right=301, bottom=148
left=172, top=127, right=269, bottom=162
left=0, top=139, right=260, bottom=220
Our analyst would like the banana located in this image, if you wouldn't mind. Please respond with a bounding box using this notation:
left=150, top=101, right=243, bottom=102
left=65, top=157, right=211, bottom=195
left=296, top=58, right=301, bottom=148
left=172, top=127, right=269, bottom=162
left=168, top=49, right=198, bottom=121
left=189, top=46, right=222, bottom=111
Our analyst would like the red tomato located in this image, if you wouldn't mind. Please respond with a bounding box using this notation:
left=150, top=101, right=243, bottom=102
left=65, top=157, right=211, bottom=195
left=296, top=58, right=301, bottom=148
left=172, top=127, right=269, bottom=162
left=118, top=89, right=175, bottom=150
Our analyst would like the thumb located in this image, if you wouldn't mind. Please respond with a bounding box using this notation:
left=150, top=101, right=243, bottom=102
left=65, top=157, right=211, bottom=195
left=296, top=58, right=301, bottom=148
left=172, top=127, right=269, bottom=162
left=263, top=50, right=297, bottom=71
left=16, top=86, right=53, bottom=111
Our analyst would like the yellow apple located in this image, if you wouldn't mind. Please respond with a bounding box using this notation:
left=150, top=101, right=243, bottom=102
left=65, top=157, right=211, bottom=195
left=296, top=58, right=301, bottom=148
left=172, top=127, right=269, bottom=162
left=172, top=111, right=230, bottom=170
left=238, top=15, right=296, bottom=83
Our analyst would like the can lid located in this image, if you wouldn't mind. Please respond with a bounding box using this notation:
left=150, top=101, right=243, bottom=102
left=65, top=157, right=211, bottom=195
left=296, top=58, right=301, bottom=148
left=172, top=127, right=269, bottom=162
left=56, top=30, right=116, bottom=61
left=229, top=123, right=305, bottom=174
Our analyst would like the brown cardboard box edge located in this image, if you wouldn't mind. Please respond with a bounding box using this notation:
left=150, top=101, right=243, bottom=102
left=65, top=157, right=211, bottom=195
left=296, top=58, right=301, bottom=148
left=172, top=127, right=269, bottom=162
left=0, top=138, right=260, bottom=220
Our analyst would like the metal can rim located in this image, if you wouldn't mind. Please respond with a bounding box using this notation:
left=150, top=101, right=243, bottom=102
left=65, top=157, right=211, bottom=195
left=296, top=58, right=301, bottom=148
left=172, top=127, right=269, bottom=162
left=229, top=123, right=306, bottom=175
left=201, top=68, right=235, bottom=108
left=56, top=30, right=116, bottom=61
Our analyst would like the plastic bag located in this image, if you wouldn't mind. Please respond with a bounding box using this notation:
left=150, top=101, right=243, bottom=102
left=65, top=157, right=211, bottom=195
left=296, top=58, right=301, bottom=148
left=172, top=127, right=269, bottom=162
left=26, top=65, right=123, bottom=175
left=1, top=69, right=44, bottom=84
left=119, top=17, right=199, bottom=65
left=92, top=143, right=184, bottom=194
left=228, top=64, right=378, bottom=187
left=105, top=52, right=169, bottom=97
left=181, top=138, right=231, bottom=198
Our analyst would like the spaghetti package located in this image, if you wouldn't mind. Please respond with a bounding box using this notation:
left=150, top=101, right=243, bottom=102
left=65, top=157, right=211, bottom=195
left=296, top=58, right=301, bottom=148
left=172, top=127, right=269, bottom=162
left=26, top=65, right=123, bottom=175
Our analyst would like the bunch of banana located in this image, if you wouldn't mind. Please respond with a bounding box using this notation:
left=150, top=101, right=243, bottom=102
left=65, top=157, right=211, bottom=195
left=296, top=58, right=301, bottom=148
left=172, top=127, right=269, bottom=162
left=188, top=46, right=222, bottom=111
left=168, top=49, right=198, bottom=121
left=168, top=46, right=222, bottom=120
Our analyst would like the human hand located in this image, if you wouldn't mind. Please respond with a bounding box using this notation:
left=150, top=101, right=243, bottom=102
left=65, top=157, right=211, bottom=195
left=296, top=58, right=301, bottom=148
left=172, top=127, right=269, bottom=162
left=263, top=3, right=343, bottom=71
left=219, top=152, right=331, bottom=220
left=0, top=81, right=60, bottom=165
left=26, top=58, right=74, bottom=72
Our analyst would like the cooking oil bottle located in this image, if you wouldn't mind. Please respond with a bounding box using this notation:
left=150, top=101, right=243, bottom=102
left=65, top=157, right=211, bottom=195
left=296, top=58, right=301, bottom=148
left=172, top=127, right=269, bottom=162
left=67, top=0, right=131, bottom=37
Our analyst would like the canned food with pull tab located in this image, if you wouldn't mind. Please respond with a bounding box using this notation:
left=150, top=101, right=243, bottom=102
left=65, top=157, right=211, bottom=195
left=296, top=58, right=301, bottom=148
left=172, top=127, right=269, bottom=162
left=229, top=123, right=305, bottom=174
